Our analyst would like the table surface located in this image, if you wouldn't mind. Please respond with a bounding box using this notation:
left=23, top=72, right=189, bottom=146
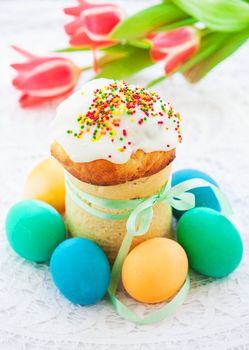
left=1, top=1, right=249, bottom=349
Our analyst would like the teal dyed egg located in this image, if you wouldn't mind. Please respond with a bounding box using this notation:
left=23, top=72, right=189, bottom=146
left=6, top=200, right=66, bottom=262
left=177, top=208, right=243, bottom=278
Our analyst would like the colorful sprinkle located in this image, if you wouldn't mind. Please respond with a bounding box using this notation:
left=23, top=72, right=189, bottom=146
left=67, top=80, right=182, bottom=154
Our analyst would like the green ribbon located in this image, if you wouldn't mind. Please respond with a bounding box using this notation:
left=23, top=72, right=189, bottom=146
left=65, top=174, right=233, bottom=324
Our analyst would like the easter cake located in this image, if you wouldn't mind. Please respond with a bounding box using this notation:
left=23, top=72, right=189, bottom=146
left=51, top=78, right=182, bottom=262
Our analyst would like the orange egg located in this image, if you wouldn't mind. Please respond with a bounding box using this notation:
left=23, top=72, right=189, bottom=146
left=24, top=157, right=65, bottom=213
left=122, top=237, right=188, bottom=304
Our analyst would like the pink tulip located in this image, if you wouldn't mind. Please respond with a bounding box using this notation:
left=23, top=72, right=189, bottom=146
left=10, top=46, right=81, bottom=107
left=64, top=0, right=123, bottom=49
left=148, top=27, right=199, bottom=75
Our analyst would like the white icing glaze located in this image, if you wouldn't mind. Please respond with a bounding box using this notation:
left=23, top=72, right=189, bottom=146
left=51, top=78, right=182, bottom=164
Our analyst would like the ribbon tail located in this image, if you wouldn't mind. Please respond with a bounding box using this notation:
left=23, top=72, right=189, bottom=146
left=109, top=198, right=154, bottom=295
left=108, top=203, right=154, bottom=295
left=210, top=184, right=233, bottom=216
left=108, top=232, right=133, bottom=295
left=109, top=274, right=190, bottom=325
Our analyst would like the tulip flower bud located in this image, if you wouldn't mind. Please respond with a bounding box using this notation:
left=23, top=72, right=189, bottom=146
left=64, top=0, right=123, bottom=48
left=11, top=46, right=81, bottom=107
left=148, top=26, right=199, bottom=75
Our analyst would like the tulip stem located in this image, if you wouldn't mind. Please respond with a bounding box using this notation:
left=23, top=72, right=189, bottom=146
left=146, top=75, right=167, bottom=88
left=92, top=49, right=99, bottom=74
left=80, top=66, right=93, bottom=72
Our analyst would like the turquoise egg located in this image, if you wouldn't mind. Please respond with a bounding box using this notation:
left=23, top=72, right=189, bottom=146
left=6, top=200, right=66, bottom=262
left=177, top=208, right=243, bottom=278
left=50, top=237, right=110, bottom=305
left=171, top=169, right=221, bottom=219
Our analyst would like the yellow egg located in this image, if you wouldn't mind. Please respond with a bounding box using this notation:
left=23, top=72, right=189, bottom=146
left=122, top=238, right=188, bottom=304
left=24, top=157, right=65, bottom=213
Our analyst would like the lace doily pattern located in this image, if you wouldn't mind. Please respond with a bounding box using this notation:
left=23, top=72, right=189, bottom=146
left=1, top=0, right=249, bottom=349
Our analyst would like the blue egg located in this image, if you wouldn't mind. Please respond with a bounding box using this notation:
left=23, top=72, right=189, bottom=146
left=171, top=169, right=221, bottom=219
left=50, top=237, right=110, bottom=305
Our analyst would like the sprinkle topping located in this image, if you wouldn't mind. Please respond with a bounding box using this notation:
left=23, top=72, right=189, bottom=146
left=66, top=80, right=182, bottom=154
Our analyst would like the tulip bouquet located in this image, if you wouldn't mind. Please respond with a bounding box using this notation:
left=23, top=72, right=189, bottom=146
left=11, top=0, right=249, bottom=107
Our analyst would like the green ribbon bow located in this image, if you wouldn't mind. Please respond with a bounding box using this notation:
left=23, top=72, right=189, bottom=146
left=65, top=174, right=232, bottom=324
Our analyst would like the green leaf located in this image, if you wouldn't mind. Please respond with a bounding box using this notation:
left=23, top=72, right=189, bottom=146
left=182, top=29, right=249, bottom=82
left=101, top=44, right=140, bottom=54
left=146, top=75, right=167, bottom=88
left=172, top=0, right=249, bottom=32
left=97, top=52, right=128, bottom=67
left=155, top=17, right=197, bottom=32
left=98, top=43, right=152, bottom=68
left=110, top=3, right=189, bottom=41
left=96, top=48, right=154, bottom=80
left=55, top=47, right=91, bottom=52
left=128, top=39, right=151, bottom=49
left=178, top=32, right=230, bottom=72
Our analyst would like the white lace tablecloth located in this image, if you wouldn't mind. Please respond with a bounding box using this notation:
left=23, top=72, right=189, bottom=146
left=1, top=1, right=249, bottom=349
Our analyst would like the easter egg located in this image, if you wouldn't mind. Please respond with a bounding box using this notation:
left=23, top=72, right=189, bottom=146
left=50, top=237, right=110, bottom=305
left=177, top=208, right=243, bottom=278
left=171, top=169, right=221, bottom=219
left=122, top=238, right=188, bottom=304
left=6, top=200, right=66, bottom=262
left=24, top=157, right=65, bottom=213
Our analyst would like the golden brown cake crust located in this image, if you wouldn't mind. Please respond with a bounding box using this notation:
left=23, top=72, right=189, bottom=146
left=51, top=141, right=175, bottom=186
